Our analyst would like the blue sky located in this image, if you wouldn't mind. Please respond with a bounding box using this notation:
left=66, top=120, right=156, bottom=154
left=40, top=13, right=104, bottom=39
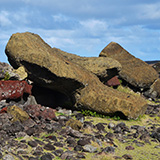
left=0, top=0, right=160, bottom=63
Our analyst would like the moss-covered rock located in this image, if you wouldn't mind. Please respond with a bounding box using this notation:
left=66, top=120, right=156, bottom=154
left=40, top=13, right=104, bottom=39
left=7, top=105, right=29, bottom=122
left=66, top=119, right=83, bottom=131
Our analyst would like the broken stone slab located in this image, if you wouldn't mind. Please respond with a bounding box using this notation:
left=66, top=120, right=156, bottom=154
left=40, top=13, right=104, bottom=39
left=5, top=32, right=147, bottom=119
left=52, top=47, right=122, bottom=81
left=99, top=42, right=159, bottom=89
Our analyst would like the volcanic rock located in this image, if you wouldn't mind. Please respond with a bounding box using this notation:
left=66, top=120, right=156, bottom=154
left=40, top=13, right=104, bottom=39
left=105, top=76, right=120, bottom=87
left=23, top=104, right=56, bottom=121
left=66, top=119, right=83, bottom=131
left=53, top=47, right=122, bottom=81
left=5, top=32, right=148, bottom=119
left=152, top=62, right=160, bottom=74
left=144, top=79, right=160, bottom=98
left=12, top=66, right=28, bottom=80
left=0, top=80, right=32, bottom=101
left=99, top=42, right=159, bottom=89
left=7, top=105, right=29, bottom=122
left=0, top=62, right=18, bottom=80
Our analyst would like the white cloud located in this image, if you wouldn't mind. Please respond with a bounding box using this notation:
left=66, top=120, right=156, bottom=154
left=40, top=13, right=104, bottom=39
left=0, top=1, right=160, bottom=62
left=139, top=3, right=160, bottom=20
left=0, top=11, right=12, bottom=27
left=80, top=19, right=108, bottom=31
left=52, top=14, right=69, bottom=22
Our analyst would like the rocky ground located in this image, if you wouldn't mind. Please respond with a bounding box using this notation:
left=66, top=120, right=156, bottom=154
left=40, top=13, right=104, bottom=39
left=1, top=32, right=160, bottom=160
left=0, top=96, right=159, bottom=160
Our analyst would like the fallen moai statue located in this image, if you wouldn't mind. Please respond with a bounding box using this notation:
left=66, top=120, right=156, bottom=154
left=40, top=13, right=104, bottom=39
left=99, top=42, right=159, bottom=89
left=52, top=47, right=122, bottom=82
left=5, top=32, right=148, bottom=119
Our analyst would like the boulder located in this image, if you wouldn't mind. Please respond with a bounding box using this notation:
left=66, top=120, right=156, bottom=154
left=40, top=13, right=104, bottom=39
left=152, top=62, right=160, bottom=75
left=7, top=105, right=29, bottom=122
left=5, top=32, right=147, bottom=119
left=0, top=80, right=32, bottom=101
left=144, top=79, right=160, bottom=99
left=99, top=42, right=159, bottom=89
left=105, top=76, right=120, bottom=87
left=52, top=48, right=122, bottom=81
left=0, top=62, right=19, bottom=80
left=66, top=119, right=83, bottom=131
left=12, top=66, right=28, bottom=80
left=23, top=104, right=56, bottom=120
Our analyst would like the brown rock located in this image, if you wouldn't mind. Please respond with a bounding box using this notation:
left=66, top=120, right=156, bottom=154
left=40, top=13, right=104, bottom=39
left=5, top=32, right=147, bottom=119
left=105, top=76, right=120, bottom=87
left=12, top=66, right=28, bottom=80
left=152, top=62, right=160, bottom=74
left=53, top=47, right=122, bottom=81
left=7, top=105, right=29, bottom=122
left=99, top=42, right=159, bottom=89
left=144, top=79, right=160, bottom=98
left=66, top=119, right=83, bottom=131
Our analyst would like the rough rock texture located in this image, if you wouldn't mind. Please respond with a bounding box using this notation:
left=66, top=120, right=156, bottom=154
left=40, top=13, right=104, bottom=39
left=0, top=100, right=159, bottom=160
left=23, top=104, right=56, bottom=121
left=53, top=47, right=122, bottom=81
left=150, top=79, right=160, bottom=97
left=0, top=62, right=19, bottom=80
left=7, top=105, right=29, bottom=122
left=144, top=79, right=160, bottom=99
left=105, top=76, right=120, bottom=87
left=12, top=66, right=28, bottom=80
left=99, top=42, right=159, bottom=89
left=152, top=62, right=160, bottom=74
left=66, top=119, right=83, bottom=131
left=5, top=32, right=148, bottom=119
left=0, top=80, right=32, bottom=101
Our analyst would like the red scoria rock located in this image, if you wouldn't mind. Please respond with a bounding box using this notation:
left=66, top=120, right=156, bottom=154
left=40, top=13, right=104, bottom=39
left=105, top=76, right=120, bottom=87
left=0, top=80, right=32, bottom=100
left=24, top=105, right=56, bottom=120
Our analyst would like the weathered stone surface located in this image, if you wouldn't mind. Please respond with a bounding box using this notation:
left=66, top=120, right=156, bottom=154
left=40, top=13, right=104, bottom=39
left=152, top=62, right=160, bottom=74
left=0, top=62, right=19, bottom=80
left=5, top=32, right=91, bottom=95
left=12, top=66, right=28, bottom=80
left=0, top=80, right=32, bottom=101
left=75, top=82, right=147, bottom=119
left=150, top=79, right=160, bottom=98
left=105, top=76, right=120, bottom=87
left=99, top=42, right=159, bottom=89
left=53, top=47, right=122, bottom=81
left=144, top=79, right=160, bottom=98
left=7, top=105, right=29, bottom=122
left=66, top=119, right=83, bottom=131
left=5, top=32, right=147, bottom=119
left=23, top=104, right=56, bottom=120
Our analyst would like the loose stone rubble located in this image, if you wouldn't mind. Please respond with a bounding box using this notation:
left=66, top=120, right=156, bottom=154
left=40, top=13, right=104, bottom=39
left=0, top=99, right=159, bottom=160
